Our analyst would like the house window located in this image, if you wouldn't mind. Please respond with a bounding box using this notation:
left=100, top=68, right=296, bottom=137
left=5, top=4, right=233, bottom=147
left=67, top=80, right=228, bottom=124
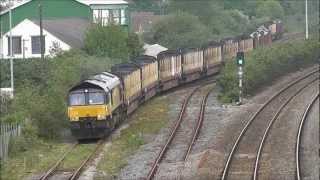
left=31, top=36, right=45, bottom=54
left=7, top=36, right=22, bottom=55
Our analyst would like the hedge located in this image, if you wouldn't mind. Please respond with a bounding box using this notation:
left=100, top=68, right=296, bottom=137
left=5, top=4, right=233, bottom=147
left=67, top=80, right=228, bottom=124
left=218, top=39, right=320, bottom=103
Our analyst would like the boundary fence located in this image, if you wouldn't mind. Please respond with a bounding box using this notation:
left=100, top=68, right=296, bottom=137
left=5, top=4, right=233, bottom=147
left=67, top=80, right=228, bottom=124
left=0, top=123, right=21, bottom=161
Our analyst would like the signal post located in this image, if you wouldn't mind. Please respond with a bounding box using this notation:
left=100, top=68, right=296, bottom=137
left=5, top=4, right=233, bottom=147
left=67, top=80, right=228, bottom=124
left=236, top=52, right=245, bottom=105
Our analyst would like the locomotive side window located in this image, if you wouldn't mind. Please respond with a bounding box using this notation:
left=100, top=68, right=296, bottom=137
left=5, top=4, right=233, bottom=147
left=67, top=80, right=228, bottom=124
left=70, top=93, right=86, bottom=106
left=88, top=92, right=105, bottom=105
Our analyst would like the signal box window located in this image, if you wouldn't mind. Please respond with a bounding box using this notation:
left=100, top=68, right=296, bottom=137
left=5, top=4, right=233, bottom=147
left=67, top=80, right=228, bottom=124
left=7, top=36, right=22, bottom=55
left=120, top=9, right=126, bottom=25
left=93, top=9, right=126, bottom=26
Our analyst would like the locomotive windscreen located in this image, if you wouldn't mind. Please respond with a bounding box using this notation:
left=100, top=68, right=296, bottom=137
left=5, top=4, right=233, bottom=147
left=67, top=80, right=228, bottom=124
left=69, top=89, right=106, bottom=106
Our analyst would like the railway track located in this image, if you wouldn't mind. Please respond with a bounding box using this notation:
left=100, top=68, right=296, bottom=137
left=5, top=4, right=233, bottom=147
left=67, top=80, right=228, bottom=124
left=146, top=82, right=214, bottom=180
left=295, top=94, right=319, bottom=180
left=221, top=69, right=319, bottom=180
left=253, top=79, right=319, bottom=179
left=40, top=140, right=105, bottom=180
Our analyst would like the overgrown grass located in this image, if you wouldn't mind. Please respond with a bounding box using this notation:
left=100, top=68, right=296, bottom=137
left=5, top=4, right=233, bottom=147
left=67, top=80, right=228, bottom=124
left=61, top=143, right=97, bottom=170
left=0, top=138, right=69, bottom=180
left=218, top=39, right=319, bottom=103
left=96, top=95, right=169, bottom=176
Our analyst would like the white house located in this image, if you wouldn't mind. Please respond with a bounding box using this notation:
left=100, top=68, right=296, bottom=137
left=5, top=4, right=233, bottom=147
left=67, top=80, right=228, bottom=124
left=0, top=18, right=90, bottom=59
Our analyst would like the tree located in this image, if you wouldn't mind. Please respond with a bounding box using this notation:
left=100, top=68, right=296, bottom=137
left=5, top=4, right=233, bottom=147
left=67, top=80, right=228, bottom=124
left=84, top=25, right=129, bottom=59
left=84, top=24, right=143, bottom=60
left=127, top=33, right=144, bottom=58
left=256, top=0, right=285, bottom=19
left=147, top=12, right=212, bottom=49
left=130, top=0, right=161, bottom=13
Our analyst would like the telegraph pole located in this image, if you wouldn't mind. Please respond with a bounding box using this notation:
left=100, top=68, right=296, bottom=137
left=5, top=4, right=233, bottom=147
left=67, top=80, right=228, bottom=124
left=305, top=0, right=309, bottom=40
left=9, top=2, right=14, bottom=96
left=39, top=2, right=44, bottom=60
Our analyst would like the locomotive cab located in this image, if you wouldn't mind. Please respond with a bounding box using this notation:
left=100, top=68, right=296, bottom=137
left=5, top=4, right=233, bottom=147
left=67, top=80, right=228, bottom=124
left=68, top=87, right=109, bottom=121
left=68, top=72, right=122, bottom=140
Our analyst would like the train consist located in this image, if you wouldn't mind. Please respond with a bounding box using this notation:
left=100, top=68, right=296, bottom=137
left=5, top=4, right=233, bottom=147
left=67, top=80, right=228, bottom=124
left=67, top=21, right=284, bottom=139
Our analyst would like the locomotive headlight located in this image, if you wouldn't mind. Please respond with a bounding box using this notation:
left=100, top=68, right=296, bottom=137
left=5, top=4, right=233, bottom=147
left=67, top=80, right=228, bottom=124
left=97, top=115, right=104, bottom=120
left=70, top=116, right=79, bottom=121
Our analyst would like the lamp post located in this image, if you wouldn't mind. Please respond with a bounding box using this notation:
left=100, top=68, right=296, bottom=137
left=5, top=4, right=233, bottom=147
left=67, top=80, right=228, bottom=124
left=305, top=0, right=309, bottom=40
left=9, top=1, right=14, bottom=97
left=39, top=2, right=44, bottom=60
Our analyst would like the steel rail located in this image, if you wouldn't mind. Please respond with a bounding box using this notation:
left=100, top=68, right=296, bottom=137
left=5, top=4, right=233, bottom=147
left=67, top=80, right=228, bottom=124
left=146, top=81, right=215, bottom=180
left=40, top=143, right=78, bottom=180
left=183, top=88, right=212, bottom=161
left=221, top=69, right=319, bottom=180
left=69, top=140, right=104, bottom=180
left=295, top=94, right=319, bottom=180
left=253, top=78, right=319, bottom=180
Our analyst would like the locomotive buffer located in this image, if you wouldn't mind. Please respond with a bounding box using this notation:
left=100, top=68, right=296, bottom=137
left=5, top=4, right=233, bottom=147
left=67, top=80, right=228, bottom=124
left=236, top=52, right=245, bottom=105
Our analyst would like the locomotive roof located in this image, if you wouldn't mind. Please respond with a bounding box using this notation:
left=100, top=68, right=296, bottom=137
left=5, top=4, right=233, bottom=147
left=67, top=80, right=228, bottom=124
left=111, top=63, right=140, bottom=75
left=132, top=55, right=157, bottom=66
left=70, top=72, right=120, bottom=93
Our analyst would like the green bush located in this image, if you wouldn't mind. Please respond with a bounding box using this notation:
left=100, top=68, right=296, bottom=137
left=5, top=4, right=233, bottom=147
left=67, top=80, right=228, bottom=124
left=218, top=39, right=320, bottom=103
left=145, top=12, right=212, bottom=49
left=0, top=50, right=120, bottom=138
left=256, top=0, right=285, bottom=19
left=127, top=33, right=144, bottom=58
left=84, top=24, right=143, bottom=59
